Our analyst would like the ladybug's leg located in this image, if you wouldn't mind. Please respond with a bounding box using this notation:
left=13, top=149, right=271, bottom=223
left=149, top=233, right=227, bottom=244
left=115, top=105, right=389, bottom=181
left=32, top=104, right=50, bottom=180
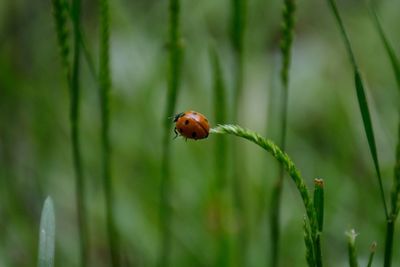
left=173, top=127, right=179, bottom=139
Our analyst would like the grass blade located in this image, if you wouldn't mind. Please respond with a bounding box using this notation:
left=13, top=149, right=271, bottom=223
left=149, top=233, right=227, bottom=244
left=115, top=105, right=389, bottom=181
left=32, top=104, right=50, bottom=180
left=325, top=0, right=388, bottom=219
left=210, top=47, right=229, bottom=267
left=230, top=0, right=247, bottom=264
left=98, top=0, right=120, bottom=265
left=346, top=229, right=359, bottom=267
left=367, top=2, right=400, bottom=90
left=367, top=242, right=377, bottom=267
left=158, top=0, right=183, bottom=266
left=270, top=1, right=296, bottom=266
left=37, top=197, right=56, bottom=267
left=313, top=178, right=324, bottom=267
left=72, top=0, right=90, bottom=264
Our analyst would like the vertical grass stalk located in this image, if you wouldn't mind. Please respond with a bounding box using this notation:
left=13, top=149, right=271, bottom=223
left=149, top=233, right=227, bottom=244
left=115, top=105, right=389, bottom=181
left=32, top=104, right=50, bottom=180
left=367, top=3, right=400, bottom=266
left=98, top=0, right=119, bottom=265
left=313, top=179, right=324, bottom=267
left=325, top=0, right=388, bottom=220
left=367, top=242, right=377, bottom=267
left=211, top=48, right=229, bottom=267
left=158, top=0, right=183, bottom=266
left=270, top=1, right=296, bottom=266
left=346, top=229, right=359, bottom=267
left=230, top=0, right=247, bottom=264
left=52, top=0, right=91, bottom=264
left=303, top=217, right=316, bottom=267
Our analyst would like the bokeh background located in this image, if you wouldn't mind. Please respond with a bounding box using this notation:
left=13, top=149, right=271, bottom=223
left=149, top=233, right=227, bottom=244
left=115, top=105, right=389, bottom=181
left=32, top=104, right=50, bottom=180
left=1, top=0, right=400, bottom=266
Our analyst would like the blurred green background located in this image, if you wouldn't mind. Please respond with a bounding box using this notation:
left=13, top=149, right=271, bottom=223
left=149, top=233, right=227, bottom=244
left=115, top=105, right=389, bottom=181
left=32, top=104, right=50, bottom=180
left=1, top=0, right=400, bottom=266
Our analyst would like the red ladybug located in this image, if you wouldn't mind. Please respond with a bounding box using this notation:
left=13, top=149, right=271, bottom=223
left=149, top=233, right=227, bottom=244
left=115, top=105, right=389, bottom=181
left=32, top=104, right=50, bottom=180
left=173, top=111, right=210, bottom=140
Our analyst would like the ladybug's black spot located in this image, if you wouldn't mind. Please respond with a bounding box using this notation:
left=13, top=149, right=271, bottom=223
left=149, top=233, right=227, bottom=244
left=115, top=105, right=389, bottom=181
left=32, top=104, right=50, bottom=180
left=192, top=132, right=197, bottom=138
left=192, top=112, right=197, bottom=115
left=179, top=128, right=183, bottom=133
left=185, top=119, right=189, bottom=125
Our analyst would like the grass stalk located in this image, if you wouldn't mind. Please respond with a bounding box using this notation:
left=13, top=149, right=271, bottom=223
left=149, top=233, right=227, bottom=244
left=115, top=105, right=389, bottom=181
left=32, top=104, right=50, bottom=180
left=270, top=1, right=296, bottom=266
left=367, top=3, right=400, bottom=267
left=71, top=0, right=90, bottom=265
left=98, top=0, right=119, bottom=265
left=158, top=0, right=183, bottom=266
left=230, top=0, right=247, bottom=264
left=346, top=229, right=359, bottom=267
left=210, top=47, right=229, bottom=267
left=211, top=125, right=318, bottom=242
left=325, top=0, right=388, bottom=219
left=51, top=0, right=89, bottom=263
left=313, top=179, right=324, bottom=267
left=367, top=242, right=377, bottom=267
left=37, top=197, right=56, bottom=267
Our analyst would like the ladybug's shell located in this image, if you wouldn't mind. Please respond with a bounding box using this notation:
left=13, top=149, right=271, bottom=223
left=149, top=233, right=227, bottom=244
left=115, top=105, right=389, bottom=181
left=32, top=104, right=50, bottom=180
left=174, top=111, right=210, bottom=140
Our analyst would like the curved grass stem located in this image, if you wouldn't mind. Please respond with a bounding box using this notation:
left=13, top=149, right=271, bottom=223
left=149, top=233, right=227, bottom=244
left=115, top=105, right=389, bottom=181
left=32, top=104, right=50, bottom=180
left=211, top=125, right=319, bottom=253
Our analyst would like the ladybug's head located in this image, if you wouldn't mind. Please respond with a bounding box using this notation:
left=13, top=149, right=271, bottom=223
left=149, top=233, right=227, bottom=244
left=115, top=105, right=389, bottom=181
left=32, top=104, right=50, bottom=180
left=173, top=112, right=185, bottom=122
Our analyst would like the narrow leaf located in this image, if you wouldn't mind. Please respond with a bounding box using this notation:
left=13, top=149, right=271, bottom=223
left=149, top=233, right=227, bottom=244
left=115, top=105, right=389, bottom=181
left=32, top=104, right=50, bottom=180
left=346, top=229, right=359, bottom=267
left=38, top=196, right=56, bottom=267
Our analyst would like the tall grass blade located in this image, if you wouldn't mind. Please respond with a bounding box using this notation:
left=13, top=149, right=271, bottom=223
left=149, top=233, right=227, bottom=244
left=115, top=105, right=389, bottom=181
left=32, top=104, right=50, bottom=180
left=210, top=47, right=229, bottom=267
left=346, top=229, right=359, bottom=267
left=367, top=4, right=400, bottom=267
left=325, top=0, right=388, bottom=219
left=158, top=0, right=183, bottom=266
left=70, top=0, right=89, bottom=267
left=270, top=1, right=296, bottom=266
left=98, top=0, right=119, bottom=265
left=367, top=242, right=377, bottom=267
left=38, top=197, right=56, bottom=267
left=230, top=0, right=247, bottom=264
left=313, top=178, right=324, bottom=267
left=367, top=2, right=400, bottom=90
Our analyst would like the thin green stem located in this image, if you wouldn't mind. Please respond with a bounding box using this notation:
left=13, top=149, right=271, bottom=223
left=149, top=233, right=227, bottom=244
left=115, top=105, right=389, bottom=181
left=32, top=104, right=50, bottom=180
left=271, top=1, right=296, bottom=266
left=71, top=0, right=89, bottom=265
left=367, top=242, right=377, bottom=267
left=210, top=47, right=229, bottom=267
left=158, top=0, right=182, bottom=266
left=230, top=0, right=247, bottom=264
left=383, top=219, right=395, bottom=267
left=346, top=229, right=359, bottom=267
left=99, top=0, right=119, bottom=265
left=325, top=0, right=388, bottom=219
left=313, top=179, right=324, bottom=267
left=211, top=125, right=318, bottom=241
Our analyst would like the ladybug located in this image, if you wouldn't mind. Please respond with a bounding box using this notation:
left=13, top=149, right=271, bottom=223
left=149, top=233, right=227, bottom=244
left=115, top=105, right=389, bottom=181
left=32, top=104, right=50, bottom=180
left=173, top=111, right=210, bottom=140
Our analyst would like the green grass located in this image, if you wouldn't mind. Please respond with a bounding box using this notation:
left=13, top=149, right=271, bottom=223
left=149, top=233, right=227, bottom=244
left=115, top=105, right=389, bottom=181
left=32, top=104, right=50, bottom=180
left=210, top=47, right=229, bottom=267
left=270, top=1, right=296, bottom=266
left=37, top=197, right=55, bottom=267
left=346, top=229, right=359, bottom=267
left=98, top=0, right=120, bottom=265
left=51, top=0, right=89, bottom=264
left=159, top=0, right=183, bottom=266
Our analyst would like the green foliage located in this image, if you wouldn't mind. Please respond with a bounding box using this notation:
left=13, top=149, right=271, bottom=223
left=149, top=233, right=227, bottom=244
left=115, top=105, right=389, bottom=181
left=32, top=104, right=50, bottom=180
left=367, top=242, right=377, bottom=267
left=303, top=217, right=315, bottom=267
left=37, top=197, right=55, bottom=267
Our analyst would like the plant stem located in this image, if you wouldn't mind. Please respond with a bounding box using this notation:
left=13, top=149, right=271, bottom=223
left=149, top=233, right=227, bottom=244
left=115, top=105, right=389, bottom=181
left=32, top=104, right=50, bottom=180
left=230, top=0, right=247, bottom=264
left=71, top=0, right=89, bottom=264
left=346, top=229, right=359, bottom=267
left=211, top=125, right=318, bottom=240
left=158, top=0, right=182, bottom=266
left=271, top=0, right=296, bottom=265
left=325, top=0, right=388, bottom=219
left=98, top=0, right=119, bottom=265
